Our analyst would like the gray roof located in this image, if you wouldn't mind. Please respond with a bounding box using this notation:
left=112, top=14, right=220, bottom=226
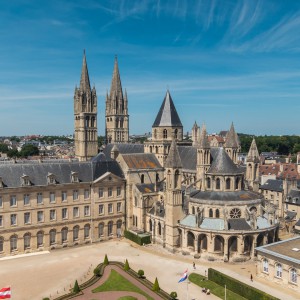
left=260, top=179, right=283, bottom=192
left=285, top=211, right=297, bottom=221
left=101, top=144, right=144, bottom=158
left=207, top=147, right=242, bottom=175
left=286, top=189, right=300, bottom=206
left=200, top=218, right=224, bottom=230
left=165, top=139, right=182, bottom=168
left=177, top=146, right=197, bottom=171
left=295, top=219, right=300, bottom=226
left=256, top=215, right=271, bottom=229
left=152, top=90, right=183, bottom=127
left=224, top=123, right=239, bottom=148
left=228, top=218, right=251, bottom=230
left=180, top=215, right=197, bottom=227
left=0, top=160, right=123, bottom=187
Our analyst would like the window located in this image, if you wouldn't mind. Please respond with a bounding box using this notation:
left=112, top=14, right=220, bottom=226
left=117, top=187, right=121, bottom=197
left=62, top=208, right=68, bottom=219
left=10, top=235, right=17, bottom=251
left=216, top=209, right=220, bottom=218
left=99, top=204, right=104, bottom=215
left=84, top=224, right=90, bottom=239
left=24, top=233, right=30, bottom=250
left=108, top=203, right=113, bottom=214
left=24, top=212, right=30, bottom=224
left=226, top=178, right=231, bottom=190
left=163, top=129, right=167, bottom=139
left=24, top=194, right=30, bottom=206
left=209, top=209, right=213, bottom=218
left=216, top=178, right=220, bottom=190
left=0, top=196, right=2, bottom=207
left=73, top=226, right=79, bottom=241
left=117, top=202, right=122, bottom=212
left=263, top=258, right=269, bottom=273
left=84, top=205, right=90, bottom=216
left=84, top=189, right=89, bottom=199
left=73, top=207, right=79, bottom=218
left=0, top=237, right=3, bottom=252
left=37, top=231, right=43, bottom=247
left=10, top=214, right=17, bottom=226
left=50, top=192, right=56, bottom=203
left=73, top=190, right=78, bottom=201
left=290, top=268, right=297, bottom=284
left=230, top=208, right=242, bottom=219
left=50, top=230, right=56, bottom=245
left=108, top=187, right=112, bottom=197
left=61, top=227, right=68, bottom=243
left=276, top=263, right=282, bottom=278
left=37, top=193, right=43, bottom=204
left=99, top=188, right=104, bottom=198
left=61, top=191, right=67, bottom=202
left=71, top=172, right=79, bottom=183
left=0, top=215, right=2, bottom=227
left=206, top=178, right=211, bottom=189
left=108, top=221, right=113, bottom=236
left=10, top=195, right=17, bottom=207
left=98, top=223, right=104, bottom=237
left=37, top=211, right=44, bottom=222
left=50, top=209, right=56, bottom=221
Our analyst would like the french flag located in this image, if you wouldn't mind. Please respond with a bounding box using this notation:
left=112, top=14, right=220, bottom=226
left=178, top=269, right=188, bottom=283
left=0, top=287, right=11, bottom=299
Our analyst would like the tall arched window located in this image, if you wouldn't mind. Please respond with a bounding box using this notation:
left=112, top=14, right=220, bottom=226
left=226, top=178, right=231, bottom=190
left=290, top=268, right=297, bottom=283
left=154, top=129, right=157, bottom=139
left=174, top=129, right=178, bottom=139
left=163, top=129, right=167, bottom=139
left=216, top=178, right=220, bottom=190
left=235, top=177, right=239, bottom=189
left=84, top=224, right=90, bottom=239
left=24, top=233, right=31, bottom=250
left=37, top=231, right=44, bottom=247
left=0, top=237, right=3, bottom=252
left=10, top=235, right=17, bottom=252
left=73, top=226, right=79, bottom=241
left=50, top=230, right=56, bottom=245
left=149, top=220, right=152, bottom=231
left=215, top=209, right=220, bottom=218
left=175, top=170, right=180, bottom=188
left=141, top=174, right=144, bottom=184
left=276, top=263, right=282, bottom=278
left=192, top=206, right=195, bottom=214
left=206, top=177, right=211, bottom=189
left=108, top=221, right=113, bottom=236
left=98, top=223, right=104, bottom=237
left=61, top=227, right=68, bottom=243
left=158, top=222, right=161, bottom=235
left=209, top=209, right=213, bottom=218
left=263, top=258, right=269, bottom=273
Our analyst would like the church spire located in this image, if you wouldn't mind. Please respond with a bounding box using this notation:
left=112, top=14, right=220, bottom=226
left=198, top=123, right=210, bottom=149
left=109, top=55, right=123, bottom=100
left=80, top=50, right=91, bottom=92
left=224, top=122, right=239, bottom=148
left=247, top=138, right=260, bottom=162
left=165, top=138, right=182, bottom=169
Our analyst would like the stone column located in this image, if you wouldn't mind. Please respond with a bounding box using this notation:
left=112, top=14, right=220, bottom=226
left=223, top=237, right=229, bottom=262
left=238, top=236, right=244, bottom=255
left=251, top=236, right=257, bottom=260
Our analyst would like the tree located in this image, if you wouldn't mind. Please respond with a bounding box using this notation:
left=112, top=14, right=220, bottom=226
left=103, top=254, right=109, bottom=265
left=73, top=280, right=80, bottom=293
left=7, top=149, right=19, bottom=158
left=0, top=144, right=9, bottom=153
left=170, top=291, right=178, bottom=299
left=124, top=259, right=130, bottom=271
left=19, top=144, right=39, bottom=157
left=152, top=277, right=160, bottom=292
left=94, top=266, right=101, bottom=276
left=137, top=269, right=144, bottom=278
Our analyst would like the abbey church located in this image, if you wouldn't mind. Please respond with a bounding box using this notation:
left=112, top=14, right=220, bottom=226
left=0, top=52, right=278, bottom=262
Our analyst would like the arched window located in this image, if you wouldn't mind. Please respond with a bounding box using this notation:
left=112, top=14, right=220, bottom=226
left=235, top=177, right=239, bottom=189
left=141, top=174, right=144, bottom=184
left=263, top=258, right=269, bottom=273
left=209, top=209, right=213, bottom=218
left=73, top=226, right=79, bottom=241
left=37, top=231, right=44, bottom=247
left=10, top=235, right=17, bottom=252
left=174, top=129, right=178, bottom=139
left=215, top=209, right=220, bottom=218
left=149, top=220, right=152, bottom=231
left=91, top=117, right=95, bottom=127
left=117, top=220, right=122, bottom=229
left=85, top=116, right=89, bottom=128
left=290, top=268, right=297, bottom=283
left=120, top=119, right=123, bottom=128
left=276, top=263, right=282, bottom=278
left=50, top=230, right=56, bottom=245
left=84, top=224, right=90, bottom=239
left=155, top=146, right=158, bottom=154
left=98, top=223, right=104, bottom=237
left=216, top=178, right=220, bottom=190
left=229, top=208, right=241, bottom=219
left=226, top=178, right=231, bottom=190
left=158, top=222, right=162, bottom=235
left=156, top=173, right=160, bottom=182
left=108, top=221, right=113, bottom=236
left=134, top=196, right=138, bottom=207
left=0, top=237, right=3, bottom=252
left=24, top=233, right=31, bottom=250
left=154, top=129, right=157, bottom=139
left=175, top=170, right=180, bottom=188
left=61, top=227, right=68, bottom=243
left=192, top=206, right=195, bottom=214
left=115, top=118, right=119, bottom=128
left=206, top=177, right=211, bottom=189
left=150, top=146, right=152, bottom=153
left=163, top=129, right=167, bottom=139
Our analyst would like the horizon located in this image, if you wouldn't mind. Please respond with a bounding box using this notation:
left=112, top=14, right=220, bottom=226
left=1, top=1, right=300, bottom=136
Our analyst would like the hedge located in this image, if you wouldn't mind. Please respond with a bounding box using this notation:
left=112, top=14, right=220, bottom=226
left=124, top=230, right=151, bottom=245
left=208, top=268, right=280, bottom=300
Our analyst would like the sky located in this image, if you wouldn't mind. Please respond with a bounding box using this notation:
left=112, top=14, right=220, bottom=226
left=1, top=0, right=300, bottom=136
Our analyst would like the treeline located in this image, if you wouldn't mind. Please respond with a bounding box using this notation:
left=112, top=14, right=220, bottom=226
left=239, top=134, right=300, bottom=155
left=0, top=144, right=39, bottom=158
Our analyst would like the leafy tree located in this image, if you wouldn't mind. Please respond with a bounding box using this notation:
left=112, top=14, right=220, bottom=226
left=93, top=266, right=101, bottom=276
left=124, top=259, right=130, bottom=271
left=152, top=277, right=160, bottom=292
left=73, top=280, right=80, bottom=293
left=19, top=144, right=39, bottom=157
left=103, top=254, right=109, bottom=265
left=7, top=149, right=19, bottom=158
left=170, top=291, right=178, bottom=299
left=137, top=269, right=144, bottom=278
left=0, top=144, right=9, bottom=153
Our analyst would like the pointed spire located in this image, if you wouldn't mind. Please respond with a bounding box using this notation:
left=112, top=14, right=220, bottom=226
left=192, top=121, right=198, bottom=129
left=198, top=123, right=210, bottom=148
left=80, top=50, right=91, bottom=92
left=153, top=90, right=183, bottom=127
left=224, top=122, right=239, bottom=148
left=165, top=138, right=182, bottom=168
left=247, top=138, right=260, bottom=162
left=109, top=55, right=123, bottom=99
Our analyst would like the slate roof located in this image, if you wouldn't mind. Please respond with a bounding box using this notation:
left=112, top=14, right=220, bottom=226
left=101, top=144, right=144, bottom=157
left=256, top=215, right=271, bottom=229
left=0, top=160, right=124, bottom=187
left=260, top=179, right=283, bottom=192
left=286, top=189, right=300, bottom=206
left=177, top=146, right=197, bottom=171
left=285, top=211, right=297, bottom=221
left=122, top=153, right=162, bottom=169
left=152, top=90, right=183, bottom=127
left=295, top=219, right=300, bottom=226
left=79, top=50, right=91, bottom=92
left=200, top=218, right=224, bottom=230
left=224, top=123, right=239, bottom=148
left=109, top=56, right=124, bottom=101
left=180, top=215, right=197, bottom=227
left=207, top=147, right=242, bottom=175
left=165, top=139, right=182, bottom=168
left=228, top=218, right=251, bottom=230
left=190, top=190, right=262, bottom=202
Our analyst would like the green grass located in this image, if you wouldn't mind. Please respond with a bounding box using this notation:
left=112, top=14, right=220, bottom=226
left=92, top=269, right=153, bottom=300
left=189, top=273, right=247, bottom=300
left=118, top=297, right=138, bottom=300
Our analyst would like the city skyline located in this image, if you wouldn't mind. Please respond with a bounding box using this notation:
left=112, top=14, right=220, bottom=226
left=1, top=0, right=300, bottom=136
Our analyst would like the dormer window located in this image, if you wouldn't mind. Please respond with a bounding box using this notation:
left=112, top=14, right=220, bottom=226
left=21, top=175, right=30, bottom=186
left=71, top=172, right=79, bottom=183
left=47, top=173, right=56, bottom=185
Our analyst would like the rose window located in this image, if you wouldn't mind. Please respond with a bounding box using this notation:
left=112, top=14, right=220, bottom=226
left=229, top=208, right=241, bottom=219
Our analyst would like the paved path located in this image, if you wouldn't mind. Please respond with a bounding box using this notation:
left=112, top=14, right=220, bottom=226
left=0, top=240, right=297, bottom=300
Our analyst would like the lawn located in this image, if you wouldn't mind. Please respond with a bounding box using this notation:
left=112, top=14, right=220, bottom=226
left=189, top=273, right=247, bottom=300
left=92, top=269, right=153, bottom=300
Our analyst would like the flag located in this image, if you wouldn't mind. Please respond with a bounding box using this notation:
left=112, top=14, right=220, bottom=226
left=0, top=287, right=11, bottom=299
left=178, top=269, right=188, bottom=283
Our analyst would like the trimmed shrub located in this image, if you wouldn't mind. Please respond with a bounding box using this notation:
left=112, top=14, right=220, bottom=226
left=208, top=268, right=280, bottom=300
left=124, top=259, right=130, bottom=271
left=94, top=266, right=101, bottom=277
left=170, top=291, right=177, bottom=299
left=124, top=230, right=151, bottom=245
left=42, top=298, right=50, bottom=300
left=103, top=254, right=109, bottom=265
left=137, top=269, right=144, bottom=278
left=152, top=277, right=160, bottom=292
left=73, top=280, right=80, bottom=293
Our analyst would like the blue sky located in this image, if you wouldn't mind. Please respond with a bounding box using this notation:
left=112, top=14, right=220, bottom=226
left=1, top=0, right=300, bottom=136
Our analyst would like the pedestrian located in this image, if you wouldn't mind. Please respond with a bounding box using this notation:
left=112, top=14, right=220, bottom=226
left=250, top=274, right=253, bottom=281
left=193, top=262, right=195, bottom=269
